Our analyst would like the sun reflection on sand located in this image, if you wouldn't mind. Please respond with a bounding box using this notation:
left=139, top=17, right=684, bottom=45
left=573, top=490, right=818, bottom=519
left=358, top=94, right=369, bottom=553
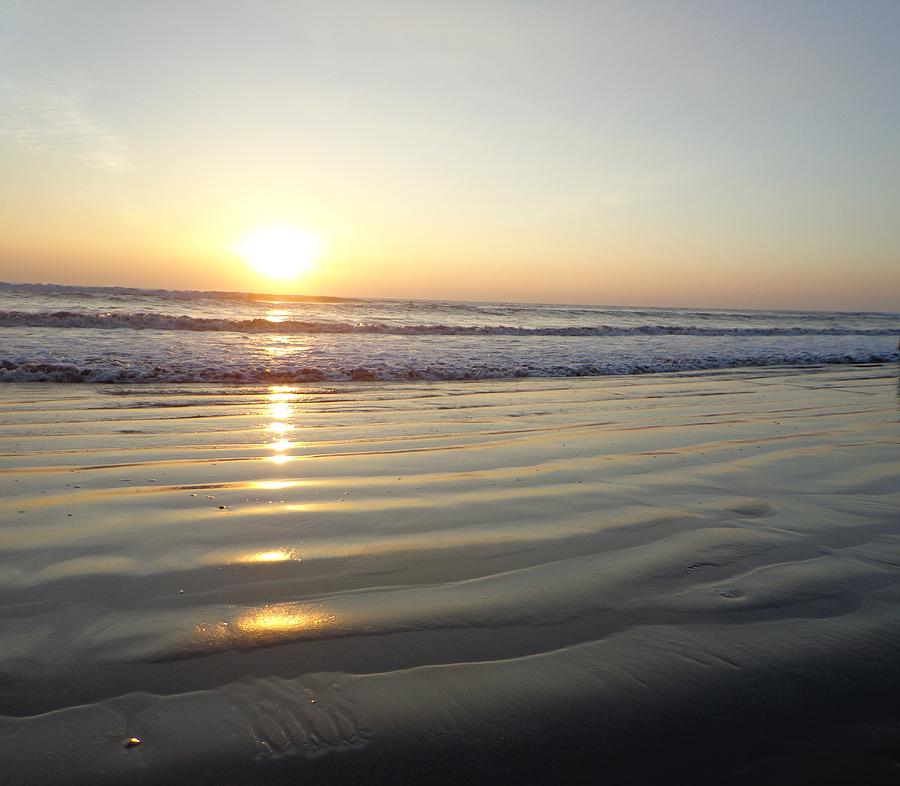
left=193, top=603, right=336, bottom=648
left=241, top=548, right=300, bottom=563
left=270, top=400, right=292, bottom=418
left=253, top=479, right=300, bottom=491
left=265, top=386, right=301, bottom=466
left=236, top=603, right=336, bottom=635
left=269, top=399, right=292, bottom=419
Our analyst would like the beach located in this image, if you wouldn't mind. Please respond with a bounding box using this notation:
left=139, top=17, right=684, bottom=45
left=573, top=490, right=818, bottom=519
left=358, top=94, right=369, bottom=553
left=4, top=0, right=900, bottom=781
left=1, top=363, right=898, bottom=784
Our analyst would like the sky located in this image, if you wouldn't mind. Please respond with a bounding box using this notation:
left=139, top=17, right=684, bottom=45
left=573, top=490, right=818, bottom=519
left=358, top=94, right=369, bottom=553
left=0, top=0, right=898, bottom=310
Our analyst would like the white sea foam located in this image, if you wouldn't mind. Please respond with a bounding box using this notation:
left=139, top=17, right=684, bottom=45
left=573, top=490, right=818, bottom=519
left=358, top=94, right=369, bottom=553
left=1, top=309, right=897, bottom=336
left=0, top=283, right=897, bottom=382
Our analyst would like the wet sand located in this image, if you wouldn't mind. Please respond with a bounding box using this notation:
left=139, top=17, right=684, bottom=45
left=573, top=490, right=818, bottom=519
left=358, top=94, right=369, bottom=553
left=1, top=365, right=898, bottom=784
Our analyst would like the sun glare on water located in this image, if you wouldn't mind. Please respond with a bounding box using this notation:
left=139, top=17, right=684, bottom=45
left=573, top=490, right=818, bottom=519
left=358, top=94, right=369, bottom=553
left=235, top=227, right=319, bottom=281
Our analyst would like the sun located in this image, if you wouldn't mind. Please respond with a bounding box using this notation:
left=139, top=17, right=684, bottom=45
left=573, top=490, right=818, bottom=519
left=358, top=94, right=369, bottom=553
left=235, top=227, right=319, bottom=281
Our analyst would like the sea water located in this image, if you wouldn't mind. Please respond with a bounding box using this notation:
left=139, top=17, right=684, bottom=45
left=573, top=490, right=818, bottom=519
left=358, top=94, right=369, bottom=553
left=1, top=281, right=897, bottom=382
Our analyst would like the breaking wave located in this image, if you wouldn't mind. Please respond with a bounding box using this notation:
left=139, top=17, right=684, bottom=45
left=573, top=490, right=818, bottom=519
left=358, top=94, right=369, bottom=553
left=2, top=351, right=897, bottom=383
left=2, top=310, right=897, bottom=337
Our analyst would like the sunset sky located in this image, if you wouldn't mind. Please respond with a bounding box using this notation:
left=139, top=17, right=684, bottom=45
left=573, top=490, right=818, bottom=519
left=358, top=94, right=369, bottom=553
left=1, top=0, right=898, bottom=310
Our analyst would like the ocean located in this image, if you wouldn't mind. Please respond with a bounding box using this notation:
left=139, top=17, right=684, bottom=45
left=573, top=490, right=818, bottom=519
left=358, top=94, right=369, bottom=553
left=1, top=282, right=897, bottom=383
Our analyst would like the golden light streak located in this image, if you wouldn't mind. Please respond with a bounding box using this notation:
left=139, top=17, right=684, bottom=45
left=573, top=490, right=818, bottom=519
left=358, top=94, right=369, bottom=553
left=269, top=401, right=292, bottom=418
left=265, top=309, right=291, bottom=323
left=236, top=603, right=336, bottom=635
left=192, top=603, right=336, bottom=649
left=241, top=548, right=299, bottom=563
left=263, top=387, right=298, bottom=465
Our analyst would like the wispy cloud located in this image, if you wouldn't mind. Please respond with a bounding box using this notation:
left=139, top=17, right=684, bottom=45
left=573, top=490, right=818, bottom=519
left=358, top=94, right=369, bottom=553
left=0, top=78, right=131, bottom=172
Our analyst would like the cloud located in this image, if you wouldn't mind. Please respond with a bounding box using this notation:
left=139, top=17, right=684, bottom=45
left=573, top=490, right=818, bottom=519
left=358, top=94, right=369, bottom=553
left=0, top=78, right=131, bottom=172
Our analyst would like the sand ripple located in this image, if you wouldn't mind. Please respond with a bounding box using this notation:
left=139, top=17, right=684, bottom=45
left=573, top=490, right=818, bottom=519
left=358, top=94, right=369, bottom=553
left=0, top=366, right=898, bottom=783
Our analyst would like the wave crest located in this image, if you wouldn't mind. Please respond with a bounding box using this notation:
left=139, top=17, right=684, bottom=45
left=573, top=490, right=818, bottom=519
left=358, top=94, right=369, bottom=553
left=2, top=351, right=897, bottom=383
left=1, top=310, right=896, bottom=337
